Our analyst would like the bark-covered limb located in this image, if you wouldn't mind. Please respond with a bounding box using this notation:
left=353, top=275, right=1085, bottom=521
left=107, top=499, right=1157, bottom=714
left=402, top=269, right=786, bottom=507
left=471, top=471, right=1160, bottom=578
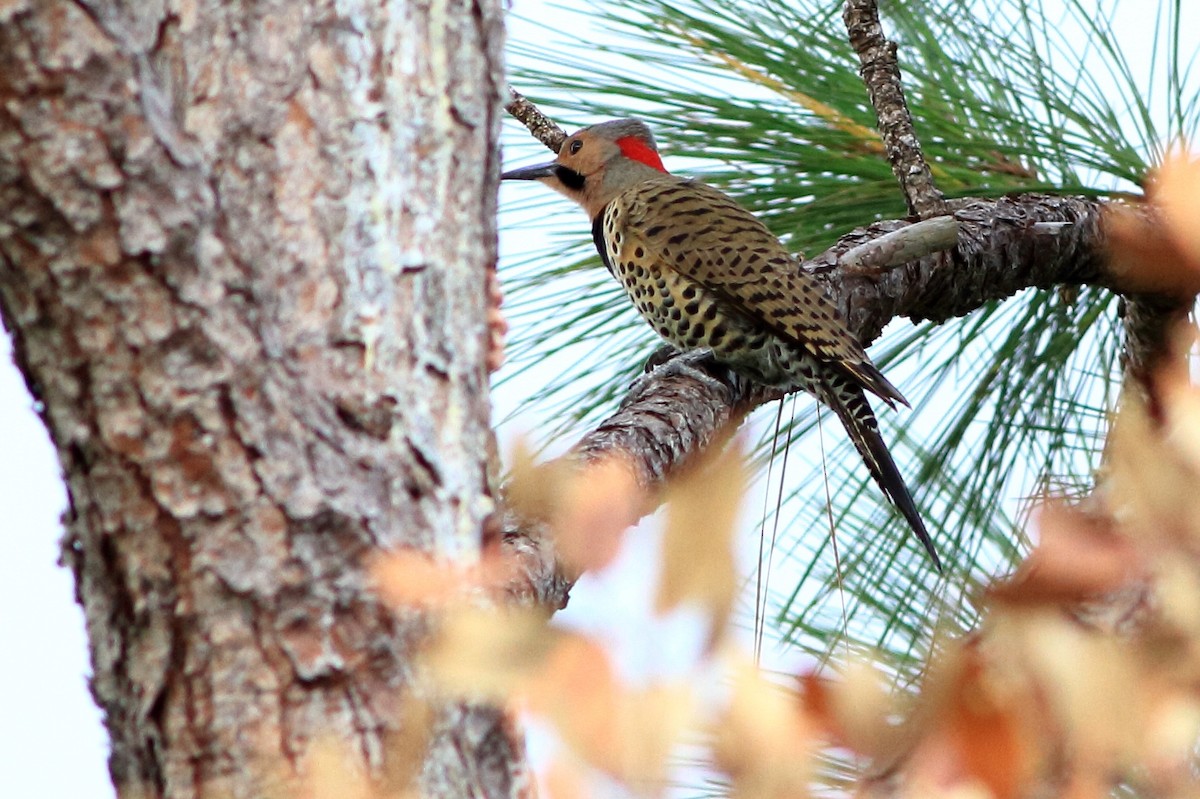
left=575, top=352, right=770, bottom=476
left=505, top=193, right=1112, bottom=602
left=843, top=0, right=946, bottom=218
left=817, top=194, right=1108, bottom=341
left=505, top=88, right=567, bottom=153
left=1119, top=294, right=1194, bottom=414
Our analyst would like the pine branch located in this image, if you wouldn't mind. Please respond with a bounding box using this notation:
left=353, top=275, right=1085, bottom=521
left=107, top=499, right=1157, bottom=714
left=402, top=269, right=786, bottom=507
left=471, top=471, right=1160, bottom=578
left=843, top=0, right=946, bottom=218
left=505, top=88, right=566, bottom=153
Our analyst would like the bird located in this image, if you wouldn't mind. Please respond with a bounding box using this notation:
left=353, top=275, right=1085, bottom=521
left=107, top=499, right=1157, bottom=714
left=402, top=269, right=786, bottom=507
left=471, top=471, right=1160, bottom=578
left=501, top=118, right=941, bottom=571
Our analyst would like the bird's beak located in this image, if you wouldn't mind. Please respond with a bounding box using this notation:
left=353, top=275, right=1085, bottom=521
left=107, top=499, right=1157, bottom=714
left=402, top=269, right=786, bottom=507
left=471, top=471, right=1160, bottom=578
left=500, top=161, right=558, bottom=181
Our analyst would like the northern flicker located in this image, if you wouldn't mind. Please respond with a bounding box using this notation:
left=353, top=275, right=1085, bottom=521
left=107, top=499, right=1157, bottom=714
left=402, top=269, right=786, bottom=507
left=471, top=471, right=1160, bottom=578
left=502, top=119, right=941, bottom=571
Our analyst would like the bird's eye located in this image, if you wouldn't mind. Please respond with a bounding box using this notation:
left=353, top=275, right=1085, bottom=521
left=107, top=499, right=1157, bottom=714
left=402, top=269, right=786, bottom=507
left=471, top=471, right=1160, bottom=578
left=569, top=140, right=583, bottom=155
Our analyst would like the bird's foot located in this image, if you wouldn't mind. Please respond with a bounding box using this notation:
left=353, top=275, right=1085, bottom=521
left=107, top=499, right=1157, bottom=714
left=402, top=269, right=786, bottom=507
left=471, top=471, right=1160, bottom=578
left=642, top=343, right=680, bottom=373
left=624, top=348, right=739, bottom=404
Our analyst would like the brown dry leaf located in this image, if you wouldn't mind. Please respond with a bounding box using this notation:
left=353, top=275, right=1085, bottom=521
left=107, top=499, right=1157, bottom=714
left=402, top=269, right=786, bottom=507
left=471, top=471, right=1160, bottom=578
left=508, top=441, right=645, bottom=574
left=524, top=634, right=618, bottom=730
left=1138, top=694, right=1200, bottom=785
left=1159, top=349, right=1200, bottom=479
left=1059, top=771, right=1109, bottom=799
left=527, top=634, right=694, bottom=786
left=830, top=660, right=908, bottom=763
left=1103, top=202, right=1200, bottom=298
left=507, top=439, right=573, bottom=523
left=379, top=694, right=435, bottom=795
left=1155, top=559, right=1200, bottom=638
left=657, top=442, right=748, bottom=636
left=601, top=683, right=694, bottom=787
left=302, top=736, right=378, bottom=799
left=370, top=549, right=474, bottom=609
left=1105, top=392, right=1200, bottom=545
left=797, top=672, right=841, bottom=743
left=542, top=755, right=594, bottom=799
left=799, top=660, right=908, bottom=768
left=1018, top=612, right=1143, bottom=770
left=1154, top=147, right=1200, bottom=270
left=553, top=455, right=645, bottom=574
left=906, top=642, right=1038, bottom=799
left=370, top=547, right=519, bottom=610
left=1105, top=147, right=1200, bottom=297
left=422, top=606, right=556, bottom=702
left=714, top=654, right=812, bottom=799
left=989, top=501, right=1141, bottom=605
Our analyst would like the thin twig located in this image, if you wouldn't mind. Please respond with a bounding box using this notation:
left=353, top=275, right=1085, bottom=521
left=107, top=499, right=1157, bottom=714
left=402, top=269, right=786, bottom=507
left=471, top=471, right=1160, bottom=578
left=843, top=0, right=946, bottom=218
left=505, top=87, right=567, bottom=153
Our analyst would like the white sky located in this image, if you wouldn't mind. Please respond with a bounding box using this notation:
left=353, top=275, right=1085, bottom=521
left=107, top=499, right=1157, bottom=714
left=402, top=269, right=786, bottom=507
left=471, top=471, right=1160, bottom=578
left=1, top=1, right=1196, bottom=797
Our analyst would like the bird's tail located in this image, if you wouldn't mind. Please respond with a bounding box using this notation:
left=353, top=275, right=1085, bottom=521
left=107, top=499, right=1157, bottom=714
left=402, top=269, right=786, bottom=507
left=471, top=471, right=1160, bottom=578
left=814, top=374, right=943, bottom=572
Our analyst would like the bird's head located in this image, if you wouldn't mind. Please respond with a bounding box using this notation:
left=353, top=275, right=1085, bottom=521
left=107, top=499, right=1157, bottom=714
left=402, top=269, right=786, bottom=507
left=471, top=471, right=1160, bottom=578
left=501, top=118, right=670, bottom=219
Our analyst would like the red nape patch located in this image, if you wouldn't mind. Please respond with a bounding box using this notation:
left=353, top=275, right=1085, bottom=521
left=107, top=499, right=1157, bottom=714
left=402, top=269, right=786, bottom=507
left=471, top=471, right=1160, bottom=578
left=616, top=136, right=668, bottom=173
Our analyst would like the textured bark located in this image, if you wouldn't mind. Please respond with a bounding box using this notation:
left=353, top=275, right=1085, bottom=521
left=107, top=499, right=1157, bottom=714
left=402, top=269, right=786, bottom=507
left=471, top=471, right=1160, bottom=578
left=1119, top=293, right=1193, bottom=413
left=505, top=88, right=567, bottom=155
left=0, top=2, right=525, bottom=798
left=843, top=0, right=946, bottom=218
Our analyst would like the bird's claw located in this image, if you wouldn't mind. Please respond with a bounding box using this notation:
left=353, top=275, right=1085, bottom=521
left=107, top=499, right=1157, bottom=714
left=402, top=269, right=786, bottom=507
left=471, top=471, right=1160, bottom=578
left=642, top=344, right=680, bottom=373
left=623, top=349, right=736, bottom=405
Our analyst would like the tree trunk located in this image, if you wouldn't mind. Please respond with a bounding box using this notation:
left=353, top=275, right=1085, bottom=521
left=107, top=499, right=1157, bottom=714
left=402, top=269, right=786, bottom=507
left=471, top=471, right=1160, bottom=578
left=0, top=1, right=523, bottom=797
